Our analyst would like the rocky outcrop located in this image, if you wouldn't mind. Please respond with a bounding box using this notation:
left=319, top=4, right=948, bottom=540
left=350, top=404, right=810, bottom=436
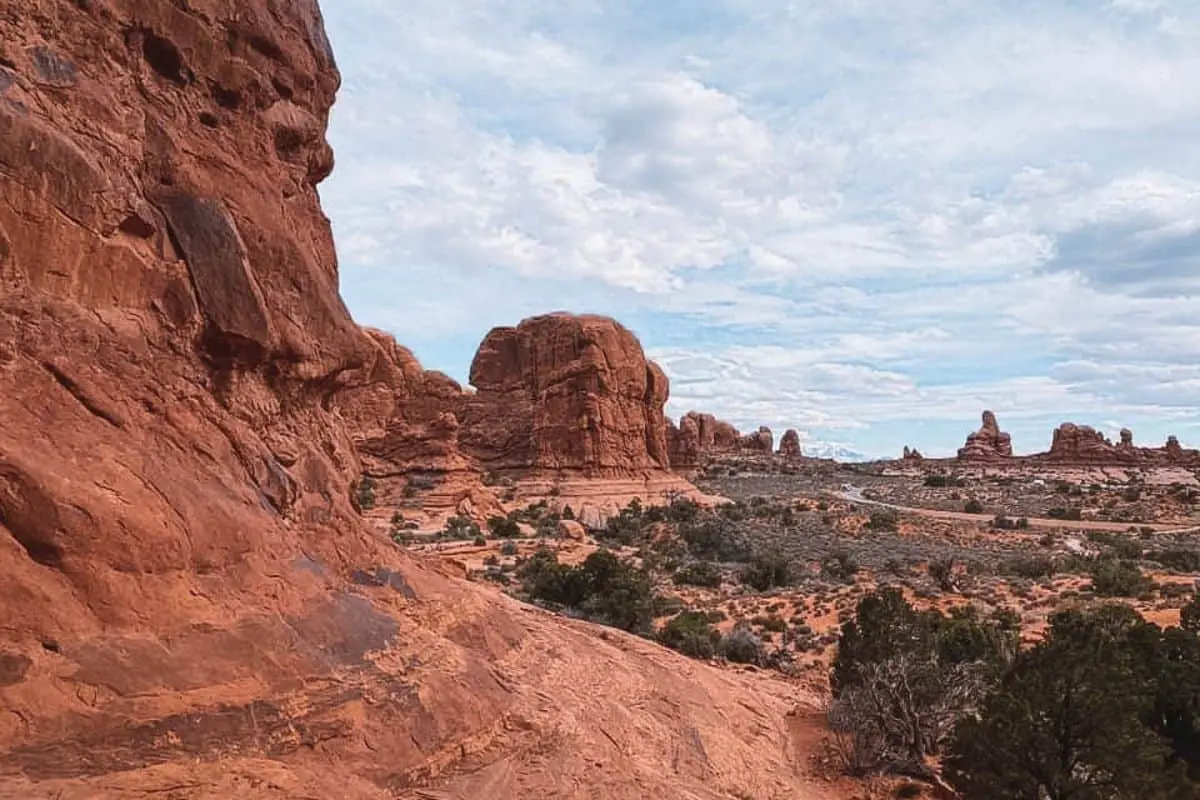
left=902, top=446, right=924, bottom=461
left=957, top=410, right=1014, bottom=460
left=1046, top=423, right=1121, bottom=462
left=1040, top=424, right=1200, bottom=466
left=0, top=4, right=832, bottom=798
left=458, top=313, right=671, bottom=476
left=667, top=411, right=743, bottom=469
left=779, top=429, right=802, bottom=458
left=741, top=426, right=774, bottom=454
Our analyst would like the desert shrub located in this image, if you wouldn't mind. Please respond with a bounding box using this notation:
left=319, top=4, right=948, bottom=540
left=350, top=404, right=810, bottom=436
left=828, top=589, right=1016, bottom=778
left=740, top=552, right=793, bottom=591
left=963, top=499, right=984, bottom=514
left=946, top=605, right=1200, bottom=797
left=651, top=594, right=687, bottom=617
left=928, top=558, right=957, bottom=591
left=659, top=611, right=721, bottom=658
left=672, top=561, right=722, bottom=588
left=924, top=474, right=950, bottom=487
left=487, top=515, right=521, bottom=539
left=720, top=626, right=764, bottom=665
left=472, top=535, right=486, bottom=546
left=500, top=540, right=518, bottom=556
left=442, top=514, right=481, bottom=540
left=751, top=614, right=787, bottom=633
left=820, top=551, right=859, bottom=583
left=865, top=510, right=898, bottom=532
left=518, top=548, right=656, bottom=633
left=1153, top=549, right=1200, bottom=572
left=1178, top=595, right=1200, bottom=635
left=1047, top=506, right=1083, bottom=521
left=1089, top=559, right=1153, bottom=597
left=1087, top=531, right=1144, bottom=559
left=356, top=476, right=376, bottom=510
left=679, top=516, right=751, bottom=562
left=999, top=555, right=1056, bottom=581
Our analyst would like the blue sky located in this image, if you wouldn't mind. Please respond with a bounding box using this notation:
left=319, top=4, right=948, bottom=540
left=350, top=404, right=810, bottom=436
left=318, top=0, right=1200, bottom=459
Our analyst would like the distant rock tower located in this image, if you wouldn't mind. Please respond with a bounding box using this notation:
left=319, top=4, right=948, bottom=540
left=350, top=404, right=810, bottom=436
left=957, top=410, right=1014, bottom=460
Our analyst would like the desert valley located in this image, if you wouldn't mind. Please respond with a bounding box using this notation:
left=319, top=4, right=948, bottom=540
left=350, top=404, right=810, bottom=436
left=2, top=1, right=1199, bottom=799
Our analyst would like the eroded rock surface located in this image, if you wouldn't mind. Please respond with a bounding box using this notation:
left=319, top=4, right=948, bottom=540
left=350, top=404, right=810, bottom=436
left=667, top=411, right=743, bottom=470
left=1040, top=424, right=1200, bottom=466
left=957, top=410, right=1014, bottom=460
left=779, top=429, right=803, bottom=458
left=0, top=4, right=834, bottom=798
left=460, top=313, right=672, bottom=476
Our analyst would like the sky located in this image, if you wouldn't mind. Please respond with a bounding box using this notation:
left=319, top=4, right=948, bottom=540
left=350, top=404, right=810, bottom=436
left=318, top=0, right=1200, bottom=460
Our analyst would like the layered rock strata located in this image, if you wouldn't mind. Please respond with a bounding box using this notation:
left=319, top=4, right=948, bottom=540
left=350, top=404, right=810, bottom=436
left=0, top=4, right=833, bottom=798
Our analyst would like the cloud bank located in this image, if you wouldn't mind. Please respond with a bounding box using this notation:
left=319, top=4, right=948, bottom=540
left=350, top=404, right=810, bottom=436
left=320, top=0, right=1200, bottom=458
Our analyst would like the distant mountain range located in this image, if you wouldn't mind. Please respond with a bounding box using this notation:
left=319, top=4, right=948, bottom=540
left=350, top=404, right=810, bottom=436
left=802, top=441, right=872, bottom=462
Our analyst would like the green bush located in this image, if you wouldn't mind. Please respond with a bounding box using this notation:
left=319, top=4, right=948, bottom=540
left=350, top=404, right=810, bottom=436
left=720, top=626, right=764, bottom=664
left=946, top=605, right=1200, bottom=798
left=658, top=611, right=722, bottom=658
left=964, top=499, right=984, bottom=514
left=500, top=540, right=518, bottom=556
left=356, top=476, right=376, bottom=510
left=865, top=510, right=898, bottom=531
left=517, top=548, right=656, bottom=633
left=487, top=515, right=521, bottom=539
left=820, top=551, right=859, bottom=583
left=741, top=552, right=793, bottom=591
left=672, top=561, right=722, bottom=588
left=442, top=514, right=481, bottom=540
left=1089, top=559, right=1153, bottom=598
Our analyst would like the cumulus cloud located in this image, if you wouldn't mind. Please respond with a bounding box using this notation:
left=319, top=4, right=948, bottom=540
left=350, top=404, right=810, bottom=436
left=320, top=0, right=1200, bottom=456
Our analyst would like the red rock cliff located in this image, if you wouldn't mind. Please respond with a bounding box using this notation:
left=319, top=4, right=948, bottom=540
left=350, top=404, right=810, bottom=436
left=0, top=5, right=829, bottom=798
left=459, top=313, right=672, bottom=475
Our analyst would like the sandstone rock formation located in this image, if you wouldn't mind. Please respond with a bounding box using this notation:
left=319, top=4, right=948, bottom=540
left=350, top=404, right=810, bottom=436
left=779, top=429, right=803, bottom=458
left=1040, top=424, right=1200, bottom=466
left=0, top=4, right=836, bottom=798
left=1047, top=422, right=1121, bottom=462
left=667, top=411, right=745, bottom=469
left=957, top=410, right=1014, bottom=460
left=902, top=446, right=924, bottom=461
left=459, top=313, right=671, bottom=476
left=741, top=425, right=774, bottom=454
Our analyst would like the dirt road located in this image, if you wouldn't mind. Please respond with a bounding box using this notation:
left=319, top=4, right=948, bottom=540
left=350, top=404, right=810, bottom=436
left=833, top=486, right=1200, bottom=535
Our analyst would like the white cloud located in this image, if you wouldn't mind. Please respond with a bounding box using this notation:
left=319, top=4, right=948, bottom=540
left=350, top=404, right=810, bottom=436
left=321, top=0, right=1200, bottom=456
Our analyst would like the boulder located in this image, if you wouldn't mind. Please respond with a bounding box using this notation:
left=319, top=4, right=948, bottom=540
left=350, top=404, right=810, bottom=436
left=957, top=410, right=1014, bottom=460
left=556, top=519, right=588, bottom=541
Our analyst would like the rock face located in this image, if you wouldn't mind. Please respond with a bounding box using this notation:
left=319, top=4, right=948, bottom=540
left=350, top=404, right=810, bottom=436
left=778, top=429, right=802, bottom=458
left=0, top=5, right=835, bottom=799
left=667, top=411, right=743, bottom=469
left=1041, top=424, right=1200, bottom=466
left=902, top=446, right=924, bottom=461
left=1047, top=423, right=1120, bottom=462
left=957, top=410, right=1014, bottom=460
left=459, top=313, right=671, bottom=476
left=741, top=426, right=774, bottom=454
